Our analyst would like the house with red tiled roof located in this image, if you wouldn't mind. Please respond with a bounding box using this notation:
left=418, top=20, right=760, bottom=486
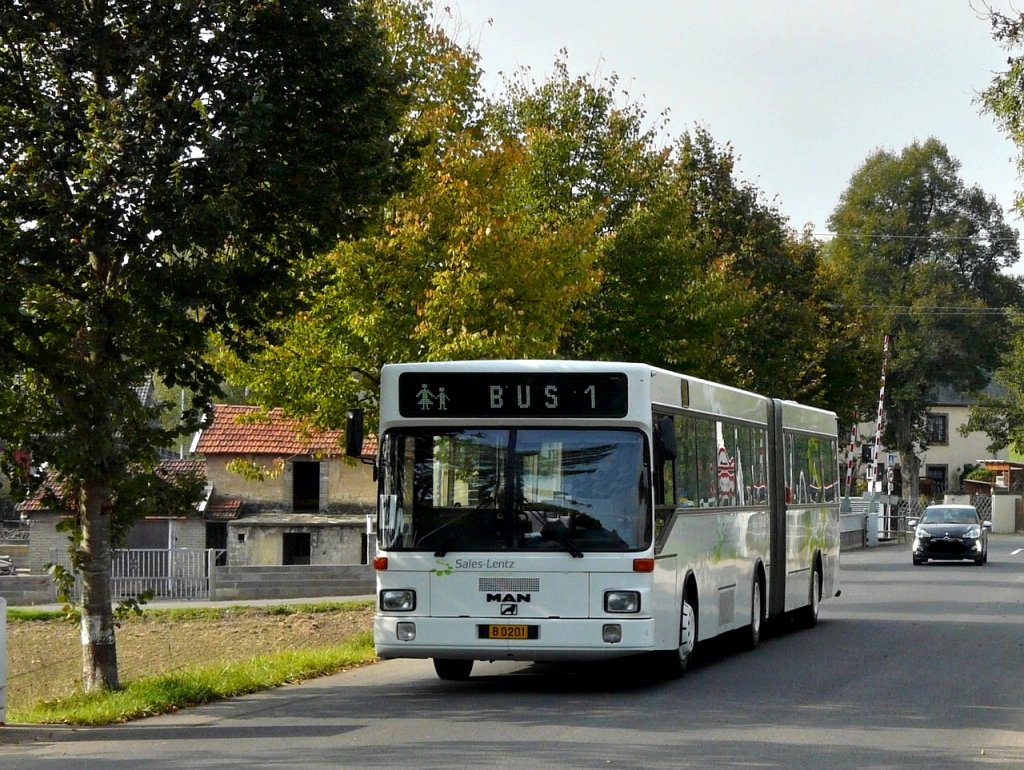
left=191, top=404, right=377, bottom=567
left=5, top=403, right=378, bottom=601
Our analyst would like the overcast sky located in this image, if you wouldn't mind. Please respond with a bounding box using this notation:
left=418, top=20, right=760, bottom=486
left=436, top=0, right=1024, bottom=267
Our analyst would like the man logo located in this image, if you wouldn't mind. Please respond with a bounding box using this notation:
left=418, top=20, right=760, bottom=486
left=486, top=593, right=531, bottom=603
left=501, top=604, right=518, bottom=616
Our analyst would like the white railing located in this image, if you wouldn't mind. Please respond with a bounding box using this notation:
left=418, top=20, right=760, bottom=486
left=48, top=548, right=223, bottom=601
left=1, top=596, right=7, bottom=724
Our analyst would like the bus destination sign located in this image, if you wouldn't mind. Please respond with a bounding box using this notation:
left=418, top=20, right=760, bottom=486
left=398, top=372, right=629, bottom=418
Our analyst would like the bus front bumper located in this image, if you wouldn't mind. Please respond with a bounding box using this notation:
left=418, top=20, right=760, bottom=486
left=374, top=615, right=657, bottom=662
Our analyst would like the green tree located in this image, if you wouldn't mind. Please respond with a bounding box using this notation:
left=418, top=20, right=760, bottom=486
left=963, top=310, right=1024, bottom=455
left=571, top=125, right=865, bottom=415
left=964, top=7, right=1024, bottom=458
left=0, top=0, right=401, bottom=691
left=224, top=113, right=604, bottom=431
left=981, top=7, right=1024, bottom=216
left=647, top=130, right=854, bottom=405
left=488, top=70, right=762, bottom=381
left=222, top=42, right=619, bottom=429
left=828, top=138, right=1021, bottom=500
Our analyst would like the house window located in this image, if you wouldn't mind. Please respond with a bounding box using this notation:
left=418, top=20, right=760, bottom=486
left=283, top=532, right=311, bottom=565
left=293, top=460, right=321, bottom=512
left=926, top=414, right=948, bottom=445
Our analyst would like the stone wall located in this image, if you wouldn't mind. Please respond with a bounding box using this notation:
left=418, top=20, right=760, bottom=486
left=26, top=513, right=67, bottom=575
left=203, top=456, right=375, bottom=509
left=0, top=574, right=55, bottom=605
left=228, top=515, right=368, bottom=566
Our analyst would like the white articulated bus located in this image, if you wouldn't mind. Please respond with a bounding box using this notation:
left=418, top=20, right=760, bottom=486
left=348, top=360, right=841, bottom=680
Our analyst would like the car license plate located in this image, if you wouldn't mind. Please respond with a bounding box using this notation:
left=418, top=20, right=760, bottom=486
left=478, top=624, right=538, bottom=640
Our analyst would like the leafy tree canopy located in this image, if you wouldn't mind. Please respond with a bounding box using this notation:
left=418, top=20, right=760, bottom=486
left=827, top=138, right=1022, bottom=496
left=963, top=310, right=1024, bottom=455
left=0, top=0, right=402, bottom=690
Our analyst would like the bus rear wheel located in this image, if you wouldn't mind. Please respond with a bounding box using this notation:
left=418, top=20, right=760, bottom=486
left=740, top=577, right=763, bottom=651
left=433, top=658, right=473, bottom=680
left=797, top=567, right=821, bottom=629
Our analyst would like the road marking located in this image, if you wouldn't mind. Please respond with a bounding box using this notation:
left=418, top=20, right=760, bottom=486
left=1012, top=549, right=1023, bottom=556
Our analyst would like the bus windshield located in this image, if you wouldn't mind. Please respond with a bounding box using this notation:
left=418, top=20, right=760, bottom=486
left=378, top=428, right=650, bottom=553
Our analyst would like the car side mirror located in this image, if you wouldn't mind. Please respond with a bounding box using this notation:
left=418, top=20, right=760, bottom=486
left=906, top=518, right=918, bottom=529
left=982, top=520, right=993, bottom=530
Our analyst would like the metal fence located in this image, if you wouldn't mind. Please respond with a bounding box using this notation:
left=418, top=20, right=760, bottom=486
left=48, top=548, right=222, bottom=601
left=842, top=493, right=999, bottom=547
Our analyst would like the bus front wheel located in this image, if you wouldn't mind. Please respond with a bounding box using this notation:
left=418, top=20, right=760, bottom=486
left=433, top=658, right=473, bottom=680
left=658, top=595, right=697, bottom=679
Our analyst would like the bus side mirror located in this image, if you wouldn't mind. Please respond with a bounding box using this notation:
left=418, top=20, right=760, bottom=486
left=345, top=409, right=364, bottom=458
left=657, top=416, right=677, bottom=460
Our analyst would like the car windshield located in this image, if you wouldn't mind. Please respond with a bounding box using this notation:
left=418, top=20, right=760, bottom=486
left=921, top=507, right=979, bottom=525
left=377, top=427, right=650, bottom=553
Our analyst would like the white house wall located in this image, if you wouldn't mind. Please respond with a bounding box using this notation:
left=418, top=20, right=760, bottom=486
left=857, top=404, right=1007, bottom=491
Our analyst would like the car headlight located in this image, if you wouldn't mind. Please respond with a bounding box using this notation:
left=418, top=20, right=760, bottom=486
left=605, top=590, right=641, bottom=613
left=915, top=528, right=931, bottom=540
left=963, top=526, right=981, bottom=539
left=380, top=589, right=416, bottom=611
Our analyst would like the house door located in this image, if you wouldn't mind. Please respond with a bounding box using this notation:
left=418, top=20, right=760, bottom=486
left=925, top=465, right=948, bottom=499
left=283, top=532, right=311, bottom=565
left=206, top=522, right=228, bottom=566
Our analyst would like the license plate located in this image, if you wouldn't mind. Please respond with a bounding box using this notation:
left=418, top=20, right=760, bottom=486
left=478, top=624, right=538, bottom=640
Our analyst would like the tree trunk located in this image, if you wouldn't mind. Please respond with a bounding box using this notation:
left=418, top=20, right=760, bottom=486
left=892, top=406, right=919, bottom=506
left=79, top=479, right=120, bottom=691
left=902, top=452, right=921, bottom=506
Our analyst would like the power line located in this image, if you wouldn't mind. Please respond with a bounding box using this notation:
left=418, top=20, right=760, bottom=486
left=854, top=305, right=1017, bottom=316
left=812, top=231, right=1021, bottom=245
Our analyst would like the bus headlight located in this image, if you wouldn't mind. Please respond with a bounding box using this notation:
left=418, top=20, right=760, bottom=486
left=605, top=590, right=641, bottom=613
left=380, top=589, right=416, bottom=611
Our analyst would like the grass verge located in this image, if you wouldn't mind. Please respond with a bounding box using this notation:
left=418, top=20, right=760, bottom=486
left=9, top=631, right=376, bottom=726
left=5, top=600, right=377, bottom=725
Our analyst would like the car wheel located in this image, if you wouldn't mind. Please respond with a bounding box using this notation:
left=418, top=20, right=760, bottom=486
left=433, top=658, right=473, bottom=680
left=912, top=554, right=922, bottom=565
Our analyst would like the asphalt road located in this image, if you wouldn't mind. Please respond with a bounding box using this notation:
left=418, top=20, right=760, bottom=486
left=3, top=536, right=1024, bottom=769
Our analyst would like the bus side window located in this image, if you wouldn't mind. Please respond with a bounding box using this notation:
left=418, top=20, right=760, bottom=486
left=674, top=415, right=698, bottom=509
left=653, top=414, right=675, bottom=506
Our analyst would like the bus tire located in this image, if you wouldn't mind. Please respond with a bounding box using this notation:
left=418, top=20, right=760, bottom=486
left=658, top=593, right=697, bottom=679
left=740, top=575, right=764, bottom=651
left=433, top=658, right=473, bottom=680
left=797, top=565, right=821, bottom=629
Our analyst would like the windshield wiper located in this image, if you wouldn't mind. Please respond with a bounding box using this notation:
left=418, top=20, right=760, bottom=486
left=540, top=519, right=584, bottom=558
left=519, top=500, right=585, bottom=558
